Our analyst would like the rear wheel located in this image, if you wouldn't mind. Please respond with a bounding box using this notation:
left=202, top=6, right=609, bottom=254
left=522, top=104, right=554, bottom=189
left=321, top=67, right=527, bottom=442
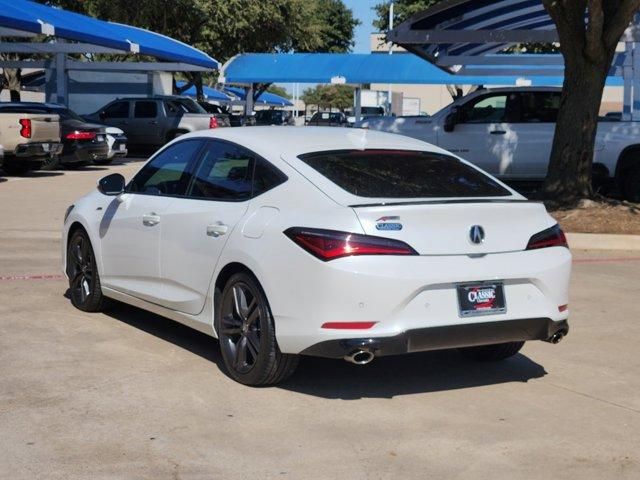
left=216, top=272, right=298, bottom=386
left=622, top=166, right=640, bottom=203
left=458, top=341, right=524, bottom=361
left=41, top=155, right=60, bottom=171
left=66, top=229, right=108, bottom=312
left=2, top=159, right=31, bottom=175
left=93, top=157, right=114, bottom=165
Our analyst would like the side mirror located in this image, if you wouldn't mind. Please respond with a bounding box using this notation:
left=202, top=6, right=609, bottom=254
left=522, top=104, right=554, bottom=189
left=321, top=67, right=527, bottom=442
left=443, top=107, right=459, bottom=133
left=98, top=173, right=125, bottom=196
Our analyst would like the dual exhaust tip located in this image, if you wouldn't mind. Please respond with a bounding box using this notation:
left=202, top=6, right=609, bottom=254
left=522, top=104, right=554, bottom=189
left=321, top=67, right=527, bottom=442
left=548, top=329, right=568, bottom=344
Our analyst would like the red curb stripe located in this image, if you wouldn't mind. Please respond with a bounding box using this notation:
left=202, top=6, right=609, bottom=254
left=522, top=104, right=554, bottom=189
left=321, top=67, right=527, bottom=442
left=0, top=274, right=65, bottom=281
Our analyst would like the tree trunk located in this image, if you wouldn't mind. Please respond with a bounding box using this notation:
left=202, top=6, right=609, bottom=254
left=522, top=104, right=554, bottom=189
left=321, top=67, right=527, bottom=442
left=3, top=68, right=21, bottom=102
left=542, top=54, right=611, bottom=204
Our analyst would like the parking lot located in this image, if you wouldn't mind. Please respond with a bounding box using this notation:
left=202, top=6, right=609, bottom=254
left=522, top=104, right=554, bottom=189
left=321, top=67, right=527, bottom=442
left=0, top=159, right=637, bottom=479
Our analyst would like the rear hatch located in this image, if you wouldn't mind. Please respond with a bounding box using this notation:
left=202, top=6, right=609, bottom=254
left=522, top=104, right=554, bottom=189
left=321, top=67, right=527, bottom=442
left=352, top=201, right=554, bottom=255
left=289, top=148, right=556, bottom=255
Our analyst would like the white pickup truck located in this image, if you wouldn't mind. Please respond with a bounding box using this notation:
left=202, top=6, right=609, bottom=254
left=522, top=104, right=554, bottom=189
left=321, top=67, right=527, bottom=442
left=358, top=87, right=640, bottom=202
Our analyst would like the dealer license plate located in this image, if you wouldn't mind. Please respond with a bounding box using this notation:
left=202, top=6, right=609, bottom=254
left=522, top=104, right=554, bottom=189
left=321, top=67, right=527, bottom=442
left=457, top=282, right=506, bottom=317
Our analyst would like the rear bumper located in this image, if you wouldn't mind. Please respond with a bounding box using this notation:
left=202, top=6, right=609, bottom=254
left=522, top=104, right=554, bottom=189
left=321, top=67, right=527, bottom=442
left=13, top=142, right=63, bottom=158
left=60, top=142, right=109, bottom=164
left=301, top=318, right=569, bottom=359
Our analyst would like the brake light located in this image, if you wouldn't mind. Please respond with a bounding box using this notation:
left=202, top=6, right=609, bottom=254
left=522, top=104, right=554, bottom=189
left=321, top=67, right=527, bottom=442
left=209, top=116, right=218, bottom=129
left=285, top=227, right=418, bottom=261
left=66, top=131, right=97, bottom=140
left=19, top=119, right=31, bottom=138
left=526, top=224, right=568, bottom=250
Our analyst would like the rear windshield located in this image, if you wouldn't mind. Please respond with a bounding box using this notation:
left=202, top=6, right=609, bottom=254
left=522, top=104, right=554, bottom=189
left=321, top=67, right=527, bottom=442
left=298, top=149, right=510, bottom=198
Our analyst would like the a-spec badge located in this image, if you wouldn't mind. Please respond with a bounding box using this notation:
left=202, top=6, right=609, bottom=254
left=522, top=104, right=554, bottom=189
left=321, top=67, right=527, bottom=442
left=375, top=216, right=403, bottom=231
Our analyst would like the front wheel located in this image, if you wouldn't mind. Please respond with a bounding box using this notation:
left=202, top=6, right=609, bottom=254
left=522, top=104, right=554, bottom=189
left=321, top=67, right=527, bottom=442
left=216, top=272, right=298, bottom=386
left=458, top=341, right=524, bottom=361
left=66, top=229, right=109, bottom=312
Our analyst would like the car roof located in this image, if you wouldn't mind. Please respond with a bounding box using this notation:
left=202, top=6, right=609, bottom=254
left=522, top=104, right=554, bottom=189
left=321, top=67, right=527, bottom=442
left=176, top=126, right=448, bottom=159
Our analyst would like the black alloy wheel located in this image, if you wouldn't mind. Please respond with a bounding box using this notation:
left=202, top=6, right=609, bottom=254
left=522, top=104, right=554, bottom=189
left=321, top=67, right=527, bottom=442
left=66, top=229, right=108, bottom=312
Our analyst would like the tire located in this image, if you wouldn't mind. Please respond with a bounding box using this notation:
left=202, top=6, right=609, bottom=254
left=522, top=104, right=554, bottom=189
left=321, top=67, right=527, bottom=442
left=41, top=155, right=60, bottom=171
left=216, top=272, right=298, bottom=386
left=64, top=161, right=89, bottom=170
left=2, top=160, right=31, bottom=175
left=622, top=166, right=640, bottom=203
left=458, top=341, right=524, bottom=361
left=66, top=228, right=109, bottom=312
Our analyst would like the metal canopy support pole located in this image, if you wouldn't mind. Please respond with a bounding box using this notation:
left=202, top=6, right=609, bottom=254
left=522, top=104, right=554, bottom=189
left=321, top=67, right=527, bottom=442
left=55, top=52, right=68, bottom=106
left=245, top=84, right=254, bottom=116
left=354, top=85, right=362, bottom=124
left=633, top=41, right=640, bottom=122
left=623, top=42, right=633, bottom=121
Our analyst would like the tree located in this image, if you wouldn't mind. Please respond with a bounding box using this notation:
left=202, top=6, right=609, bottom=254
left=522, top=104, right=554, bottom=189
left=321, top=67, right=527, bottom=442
left=301, top=84, right=354, bottom=110
left=314, top=0, right=360, bottom=53
left=373, top=0, right=440, bottom=32
left=542, top=0, right=640, bottom=203
left=266, top=85, right=292, bottom=100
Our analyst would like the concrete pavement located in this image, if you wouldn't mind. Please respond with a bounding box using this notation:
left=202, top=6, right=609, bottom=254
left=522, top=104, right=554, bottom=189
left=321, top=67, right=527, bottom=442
left=1, top=161, right=639, bottom=479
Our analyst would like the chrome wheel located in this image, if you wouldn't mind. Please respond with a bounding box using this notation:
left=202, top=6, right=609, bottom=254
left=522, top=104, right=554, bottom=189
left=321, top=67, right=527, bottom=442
left=220, top=281, right=262, bottom=374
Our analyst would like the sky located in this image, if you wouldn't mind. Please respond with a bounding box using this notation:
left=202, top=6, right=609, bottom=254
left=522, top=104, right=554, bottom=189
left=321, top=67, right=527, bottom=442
left=343, top=0, right=379, bottom=53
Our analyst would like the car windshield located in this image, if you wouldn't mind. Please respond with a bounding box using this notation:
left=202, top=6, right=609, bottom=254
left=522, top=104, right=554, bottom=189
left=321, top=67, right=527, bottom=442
left=298, top=149, right=511, bottom=198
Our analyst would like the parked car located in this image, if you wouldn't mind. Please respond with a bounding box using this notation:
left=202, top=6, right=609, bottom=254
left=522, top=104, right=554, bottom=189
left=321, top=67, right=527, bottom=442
left=346, top=106, right=385, bottom=126
left=197, top=102, right=231, bottom=127
left=254, top=109, right=295, bottom=126
left=85, top=96, right=218, bottom=149
left=103, top=127, right=128, bottom=164
left=306, top=111, right=347, bottom=127
left=63, top=127, right=571, bottom=386
left=229, top=113, right=256, bottom=127
left=0, top=103, right=109, bottom=169
left=0, top=107, right=63, bottom=174
left=358, top=86, right=640, bottom=202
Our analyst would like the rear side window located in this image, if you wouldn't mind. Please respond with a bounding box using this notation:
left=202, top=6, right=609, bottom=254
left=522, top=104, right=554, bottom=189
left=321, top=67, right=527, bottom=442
left=134, top=101, right=158, bottom=118
left=519, top=92, right=560, bottom=123
left=298, top=150, right=510, bottom=198
left=103, top=101, right=129, bottom=119
left=253, top=159, right=287, bottom=196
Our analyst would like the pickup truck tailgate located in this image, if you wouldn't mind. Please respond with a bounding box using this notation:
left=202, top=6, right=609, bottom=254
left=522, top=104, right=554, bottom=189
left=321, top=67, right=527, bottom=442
left=26, top=114, right=61, bottom=142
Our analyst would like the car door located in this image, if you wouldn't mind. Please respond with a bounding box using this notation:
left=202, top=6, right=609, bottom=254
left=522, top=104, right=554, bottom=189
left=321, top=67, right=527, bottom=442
left=129, top=100, right=163, bottom=146
left=438, top=92, right=519, bottom=176
left=98, top=139, right=204, bottom=304
left=506, top=91, right=560, bottom=179
left=158, top=140, right=263, bottom=315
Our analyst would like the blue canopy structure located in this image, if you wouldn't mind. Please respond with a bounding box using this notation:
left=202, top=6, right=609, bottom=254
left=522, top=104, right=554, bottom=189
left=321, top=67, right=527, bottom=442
left=224, top=86, right=293, bottom=107
left=221, top=53, right=622, bottom=87
left=175, top=81, right=231, bottom=102
left=0, top=0, right=218, bottom=69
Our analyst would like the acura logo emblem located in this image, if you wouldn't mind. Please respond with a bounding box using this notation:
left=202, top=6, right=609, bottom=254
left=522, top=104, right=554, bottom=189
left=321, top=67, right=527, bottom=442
left=469, top=225, right=485, bottom=244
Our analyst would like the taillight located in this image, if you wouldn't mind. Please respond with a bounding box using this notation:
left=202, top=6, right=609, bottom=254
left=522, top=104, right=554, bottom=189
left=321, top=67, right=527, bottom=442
left=66, top=131, right=96, bottom=140
left=19, top=119, right=32, bottom=138
left=284, top=227, right=418, bottom=261
left=526, top=224, right=568, bottom=250
left=209, top=116, right=218, bottom=129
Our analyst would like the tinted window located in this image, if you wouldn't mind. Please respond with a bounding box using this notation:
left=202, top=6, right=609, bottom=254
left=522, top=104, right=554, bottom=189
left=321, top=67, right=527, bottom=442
left=134, top=101, right=158, bottom=118
left=187, top=141, right=254, bottom=201
left=298, top=150, right=510, bottom=198
left=253, top=159, right=287, bottom=196
left=461, top=94, right=508, bottom=123
left=103, top=101, right=129, bottom=119
left=519, top=92, right=560, bottom=123
left=128, top=140, right=202, bottom=196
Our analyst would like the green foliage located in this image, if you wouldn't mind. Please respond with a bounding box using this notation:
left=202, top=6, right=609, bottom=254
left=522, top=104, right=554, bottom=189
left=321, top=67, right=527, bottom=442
left=47, top=0, right=358, bottom=63
left=373, top=0, right=440, bottom=32
left=266, top=85, right=292, bottom=100
left=301, top=84, right=354, bottom=109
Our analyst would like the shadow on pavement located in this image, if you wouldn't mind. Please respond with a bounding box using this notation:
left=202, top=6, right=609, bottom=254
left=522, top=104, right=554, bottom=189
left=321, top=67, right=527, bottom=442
left=92, top=298, right=547, bottom=399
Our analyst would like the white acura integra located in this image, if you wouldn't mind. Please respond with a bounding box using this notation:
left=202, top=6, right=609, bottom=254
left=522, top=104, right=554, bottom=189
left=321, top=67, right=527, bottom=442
left=62, top=127, right=571, bottom=386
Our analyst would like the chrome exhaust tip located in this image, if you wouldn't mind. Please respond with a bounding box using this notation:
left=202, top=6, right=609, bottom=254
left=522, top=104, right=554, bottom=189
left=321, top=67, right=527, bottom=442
left=548, top=330, right=567, bottom=344
left=344, top=349, right=375, bottom=365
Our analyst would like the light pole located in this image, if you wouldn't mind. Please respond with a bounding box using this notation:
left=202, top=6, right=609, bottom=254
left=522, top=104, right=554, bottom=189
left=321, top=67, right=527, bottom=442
left=387, top=1, right=394, bottom=116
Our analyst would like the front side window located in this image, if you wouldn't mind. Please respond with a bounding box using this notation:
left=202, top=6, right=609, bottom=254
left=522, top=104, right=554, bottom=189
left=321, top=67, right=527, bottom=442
left=460, top=94, right=509, bottom=123
left=298, top=150, right=510, bottom=198
left=103, top=101, right=129, bottom=119
left=134, top=101, right=158, bottom=119
left=187, top=141, right=254, bottom=201
left=127, top=140, right=203, bottom=196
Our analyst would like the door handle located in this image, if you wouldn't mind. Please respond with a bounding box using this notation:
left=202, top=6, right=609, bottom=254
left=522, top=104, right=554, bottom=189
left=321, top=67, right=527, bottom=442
left=142, top=213, right=160, bottom=226
left=207, top=223, right=228, bottom=237
left=490, top=130, right=506, bottom=135
left=148, top=121, right=158, bottom=125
